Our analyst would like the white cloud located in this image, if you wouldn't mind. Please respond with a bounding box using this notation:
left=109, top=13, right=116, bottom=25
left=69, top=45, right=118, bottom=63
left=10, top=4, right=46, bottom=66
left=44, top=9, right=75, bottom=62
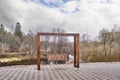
left=0, top=0, right=120, bottom=39
left=60, top=1, right=78, bottom=13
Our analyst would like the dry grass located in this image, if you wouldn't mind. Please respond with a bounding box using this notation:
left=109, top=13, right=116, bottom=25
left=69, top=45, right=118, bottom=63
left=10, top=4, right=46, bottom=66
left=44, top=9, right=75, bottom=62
left=0, top=53, right=36, bottom=66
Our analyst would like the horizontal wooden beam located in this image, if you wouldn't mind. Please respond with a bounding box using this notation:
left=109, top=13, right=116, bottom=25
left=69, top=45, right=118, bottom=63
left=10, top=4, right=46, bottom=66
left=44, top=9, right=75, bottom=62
left=37, top=32, right=79, bottom=36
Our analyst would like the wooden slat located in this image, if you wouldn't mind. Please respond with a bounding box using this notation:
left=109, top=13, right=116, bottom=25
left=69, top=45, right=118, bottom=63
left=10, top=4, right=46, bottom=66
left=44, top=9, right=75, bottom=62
left=47, top=54, right=68, bottom=61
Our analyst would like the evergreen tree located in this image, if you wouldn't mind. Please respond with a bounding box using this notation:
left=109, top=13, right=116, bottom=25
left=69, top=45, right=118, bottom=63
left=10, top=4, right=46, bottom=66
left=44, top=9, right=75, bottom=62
left=14, top=22, right=23, bottom=41
left=0, top=24, right=4, bottom=43
left=0, top=24, right=4, bottom=34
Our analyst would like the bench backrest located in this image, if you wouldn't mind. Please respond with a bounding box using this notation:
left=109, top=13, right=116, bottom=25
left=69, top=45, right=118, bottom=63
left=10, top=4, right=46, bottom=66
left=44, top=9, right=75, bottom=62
left=47, top=54, right=68, bottom=61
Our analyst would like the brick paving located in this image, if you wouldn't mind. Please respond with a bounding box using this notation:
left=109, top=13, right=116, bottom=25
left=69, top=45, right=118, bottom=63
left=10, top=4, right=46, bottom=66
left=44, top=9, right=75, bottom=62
left=0, top=63, right=120, bottom=80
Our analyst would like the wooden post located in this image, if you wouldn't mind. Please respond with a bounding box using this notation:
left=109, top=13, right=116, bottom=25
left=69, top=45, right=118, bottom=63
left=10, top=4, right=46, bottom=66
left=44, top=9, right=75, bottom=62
left=37, top=33, right=40, bottom=70
left=74, top=36, right=77, bottom=67
left=76, top=34, right=80, bottom=68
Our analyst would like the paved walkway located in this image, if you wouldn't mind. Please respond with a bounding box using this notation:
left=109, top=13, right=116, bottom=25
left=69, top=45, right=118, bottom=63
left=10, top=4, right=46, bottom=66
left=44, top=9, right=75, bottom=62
left=0, top=63, right=120, bottom=80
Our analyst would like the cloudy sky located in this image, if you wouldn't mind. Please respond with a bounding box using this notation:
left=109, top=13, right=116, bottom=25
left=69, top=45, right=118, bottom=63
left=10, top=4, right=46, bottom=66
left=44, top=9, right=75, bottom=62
left=0, top=0, right=120, bottom=38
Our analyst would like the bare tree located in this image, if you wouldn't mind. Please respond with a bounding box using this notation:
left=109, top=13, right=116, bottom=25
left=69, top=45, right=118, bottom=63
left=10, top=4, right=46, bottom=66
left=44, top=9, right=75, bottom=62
left=51, top=28, right=68, bottom=54
left=99, top=28, right=109, bottom=58
left=113, top=25, right=120, bottom=58
left=21, top=30, right=36, bottom=54
left=107, top=30, right=114, bottom=59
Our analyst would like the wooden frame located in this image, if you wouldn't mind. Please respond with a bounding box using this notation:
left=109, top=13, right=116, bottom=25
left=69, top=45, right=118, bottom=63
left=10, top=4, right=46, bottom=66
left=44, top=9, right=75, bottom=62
left=37, top=32, right=80, bottom=70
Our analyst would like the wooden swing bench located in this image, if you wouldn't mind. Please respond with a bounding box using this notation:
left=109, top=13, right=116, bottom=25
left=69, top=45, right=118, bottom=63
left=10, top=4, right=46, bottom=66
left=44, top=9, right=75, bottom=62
left=37, top=32, right=80, bottom=70
left=47, top=54, right=68, bottom=62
